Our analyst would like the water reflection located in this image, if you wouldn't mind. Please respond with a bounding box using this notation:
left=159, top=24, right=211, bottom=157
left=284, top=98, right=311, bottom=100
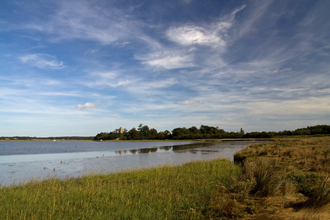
left=172, top=142, right=214, bottom=152
left=160, top=146, right=171, bottom=151
left=114, top=143, right=215, bottom=155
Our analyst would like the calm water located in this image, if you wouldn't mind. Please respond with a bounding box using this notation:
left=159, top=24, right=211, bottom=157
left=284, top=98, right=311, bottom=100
left=0, top=140, right=262, bottom=187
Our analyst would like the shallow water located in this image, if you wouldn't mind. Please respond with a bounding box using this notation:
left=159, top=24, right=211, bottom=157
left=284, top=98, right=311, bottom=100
left=0, top=140, right=262, bottom=187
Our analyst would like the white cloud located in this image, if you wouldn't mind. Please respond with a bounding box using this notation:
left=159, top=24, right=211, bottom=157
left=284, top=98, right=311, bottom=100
left=19, top=54, right=65, bottom=69
left=167, top=5, right=246, bottom=47
left=147, top=55, right=194, bottom=69
left=167, top=25, right=226, bottom=47
left=180, top=100, right=204, bottom=105
left=75, top=102, right=100, bottom=109
left=137, top=50, right=195, bottom=69
left=136, top=5, right=247, bottom=70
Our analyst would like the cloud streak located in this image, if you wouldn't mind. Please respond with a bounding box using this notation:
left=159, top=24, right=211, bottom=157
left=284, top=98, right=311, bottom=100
left=180, top=100, right=204, bottom=105
left=22, top=0, right=139, bottom=45
left=19, top=54, right=65, bottom=69
left=76, top=103, right=101, bottom=109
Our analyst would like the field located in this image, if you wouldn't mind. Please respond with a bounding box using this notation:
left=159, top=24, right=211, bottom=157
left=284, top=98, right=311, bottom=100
left=1, top=136, right=329, bottom=219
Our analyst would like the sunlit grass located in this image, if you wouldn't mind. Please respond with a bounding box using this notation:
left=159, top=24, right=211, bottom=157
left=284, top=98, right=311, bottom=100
left=227, top=136, right=330, bottom=219
left=0, top=159, right=240, bottom=219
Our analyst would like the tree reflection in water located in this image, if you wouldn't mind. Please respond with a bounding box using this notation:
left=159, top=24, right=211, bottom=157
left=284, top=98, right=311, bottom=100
left=114, top=142, right=214, bottom=155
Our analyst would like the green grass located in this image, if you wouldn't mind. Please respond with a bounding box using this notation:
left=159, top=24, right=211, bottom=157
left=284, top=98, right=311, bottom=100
left=0, top=159, right=240, bottom=220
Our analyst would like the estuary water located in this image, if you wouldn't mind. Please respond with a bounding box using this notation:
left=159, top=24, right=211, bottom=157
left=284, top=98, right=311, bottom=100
left=0, top=140, right=262, bottom=187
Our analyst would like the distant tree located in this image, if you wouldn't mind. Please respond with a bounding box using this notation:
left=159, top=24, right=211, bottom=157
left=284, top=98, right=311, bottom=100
left=189, top=126, right=200, bottom=133
left=172, top=127, right=190, bottom=139
left=150, top=128, right=158, bottom=139
left=294, top=128, right=311, bottom=135
left=128, top=128, right=139, bottom=140
left=138, top=124, right=150, bottom=139
left=240, top=128, right=245, bottom=136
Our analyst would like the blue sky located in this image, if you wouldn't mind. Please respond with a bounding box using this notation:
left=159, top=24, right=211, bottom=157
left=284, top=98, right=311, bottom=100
left=1, top=0, right=329, bottom=136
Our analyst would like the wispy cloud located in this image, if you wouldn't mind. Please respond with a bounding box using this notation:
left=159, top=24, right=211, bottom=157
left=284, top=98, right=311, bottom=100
left=85, top=71, right=130, bottom=88
left=167, top=25, right=226, bottom=47
left=269, top=68, right=292, bottom=74
left=180, top=100, right=204, bottom=105
left=138, top=51, right=195, bottom=69
left=113, top=41, right=130, bottom=47
left=19, top=54, right=65, bottom=69
left=75, top=102, right=101, bottom=109
left=22, top=1, right=138, bottom=45
left=84, top=49, right=98, bottom=54
left=167, top=5, right=245, bottom=47
left=137, top=5, right=246, bottom=70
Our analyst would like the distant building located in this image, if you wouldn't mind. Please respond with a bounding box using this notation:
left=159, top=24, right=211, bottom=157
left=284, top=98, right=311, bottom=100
left=120, top=127, right=123, bottom=134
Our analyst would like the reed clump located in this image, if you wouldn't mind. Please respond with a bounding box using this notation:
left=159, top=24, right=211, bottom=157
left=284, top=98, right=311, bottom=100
left=304, top=176, right=330, bottom=208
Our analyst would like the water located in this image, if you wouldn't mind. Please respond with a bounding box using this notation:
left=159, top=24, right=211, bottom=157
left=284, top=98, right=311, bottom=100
left=0, top=140, right=263, bottom=187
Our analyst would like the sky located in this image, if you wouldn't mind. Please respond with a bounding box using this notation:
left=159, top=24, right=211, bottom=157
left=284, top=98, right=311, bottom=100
left=1, top=0, right=330, bottom=137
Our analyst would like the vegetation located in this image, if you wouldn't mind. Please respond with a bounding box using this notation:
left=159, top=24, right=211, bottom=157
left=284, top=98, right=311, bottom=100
left=94, top=124, right=330, bottom=141
left=0, top=159, right=241, bottom=219
left=229, top=137, right=330, bottom=219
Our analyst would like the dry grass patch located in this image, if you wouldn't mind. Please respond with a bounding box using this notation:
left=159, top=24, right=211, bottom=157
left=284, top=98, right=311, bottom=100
left=232, top=136, right=330, bottom=219
left=235, top=137, right=330, bottom=173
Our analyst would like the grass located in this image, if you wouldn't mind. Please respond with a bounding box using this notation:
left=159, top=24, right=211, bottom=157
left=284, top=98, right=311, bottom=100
left=0, top=159, right=240, bottom=220
left=230, top=136, right=330, bottom=219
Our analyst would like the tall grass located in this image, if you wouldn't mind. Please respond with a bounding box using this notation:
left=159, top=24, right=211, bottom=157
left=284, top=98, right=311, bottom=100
left=304, top=176, right=330, bottom=208
left=0, top=159, right=240, bottom=219
left=234, top=137, right=330, bottom=210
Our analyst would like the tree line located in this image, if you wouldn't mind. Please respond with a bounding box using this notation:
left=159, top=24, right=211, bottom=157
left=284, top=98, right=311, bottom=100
left=94, top=124, right=330, bottom=141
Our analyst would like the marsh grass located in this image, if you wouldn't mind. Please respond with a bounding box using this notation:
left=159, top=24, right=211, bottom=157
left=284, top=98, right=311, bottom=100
left=238, top=158, right=296, bottom=197
left=0, top=159, right=240, bottom=220
left=235, top=137, right=330, bottom=173
left=232, top=136, right=330, bottom=218
left=304, top=176, right=330, bottom=208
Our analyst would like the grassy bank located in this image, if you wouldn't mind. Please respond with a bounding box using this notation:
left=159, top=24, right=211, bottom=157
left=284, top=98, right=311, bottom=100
left=230, top=137, right=330, bottom=219
left=0, top=159, right=240, bottom=219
